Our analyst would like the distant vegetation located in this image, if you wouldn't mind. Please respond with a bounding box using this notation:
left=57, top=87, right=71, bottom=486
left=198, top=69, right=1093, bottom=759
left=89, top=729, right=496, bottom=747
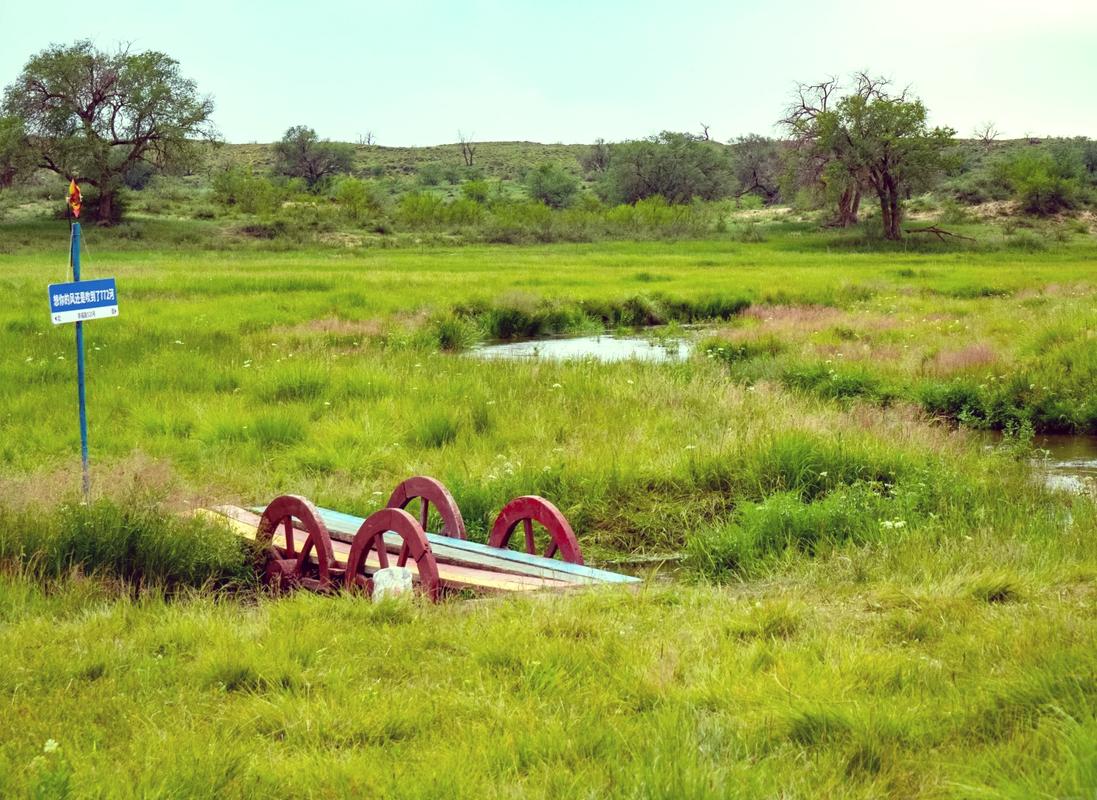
left=1, top=43, right=1095, bottom=245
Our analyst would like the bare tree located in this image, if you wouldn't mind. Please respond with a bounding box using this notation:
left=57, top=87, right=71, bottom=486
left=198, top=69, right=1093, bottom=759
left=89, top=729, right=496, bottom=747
left=781, top=77, right=863, bottom=227
left=699, top=123, right=711, bottom=141
left=458, top=130, right=476, bottom=167
left=356, top=131, right=376, bottom=146
left=974, top=122, right=998, bottom=152
left=579, top=137, right=610, bottom=176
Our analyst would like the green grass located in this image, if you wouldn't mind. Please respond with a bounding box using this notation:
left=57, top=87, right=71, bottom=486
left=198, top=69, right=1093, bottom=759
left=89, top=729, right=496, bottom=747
left=1, top=224, right=1096, bottom=796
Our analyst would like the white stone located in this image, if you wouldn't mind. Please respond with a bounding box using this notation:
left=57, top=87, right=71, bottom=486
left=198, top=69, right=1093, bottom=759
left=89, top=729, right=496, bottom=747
left=372, top=567, right=414, bottom=601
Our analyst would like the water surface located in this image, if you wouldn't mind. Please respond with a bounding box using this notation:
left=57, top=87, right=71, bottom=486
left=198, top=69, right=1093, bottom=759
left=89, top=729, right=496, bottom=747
left=474, top=334, right=692, bottom=363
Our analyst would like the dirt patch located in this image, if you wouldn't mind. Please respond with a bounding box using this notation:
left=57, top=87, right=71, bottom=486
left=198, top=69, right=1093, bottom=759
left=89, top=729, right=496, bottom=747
left=0, top=453, right=211, bottom=512
left=278, top=317, right=386, bottom=338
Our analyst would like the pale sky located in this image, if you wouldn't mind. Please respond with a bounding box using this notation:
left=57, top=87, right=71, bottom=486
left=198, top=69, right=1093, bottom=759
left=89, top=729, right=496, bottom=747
left=2, top=0, right=1094, bottom=146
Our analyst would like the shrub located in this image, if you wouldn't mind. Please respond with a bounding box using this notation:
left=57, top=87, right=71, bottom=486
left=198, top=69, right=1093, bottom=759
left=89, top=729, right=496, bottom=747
left=526, top=163, right=579, bottom=209
left=461, top=180, right=491, bottom=204
left=333, top=177, right=385, bottom=223
left=211, top=166, right=281, bottom=215
left=417, top=163, right=444, bottom=186
left=1001, top=150, right=1080, bottom=215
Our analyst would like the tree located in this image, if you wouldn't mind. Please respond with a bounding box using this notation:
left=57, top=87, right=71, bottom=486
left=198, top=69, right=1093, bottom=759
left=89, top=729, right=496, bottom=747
left=785, top=74, right=954, bottom=240
left=526, top=163, right=579, bottom=208
left=598, top=132, right=731, bottom=205
left=458, top=131, right=476, bottom=167
left=782, top=78, right=863, bottom=227
left=974, top=122, right=999, bottom=152
left=579, top=138, right=610, bottom=176
left=0, top=116, right=32, bottom=188
left=2, top=41, right=215, bottom=223
left=273, top=126, right=353, bottom=190
left=729, top=134, right=783, bottom=204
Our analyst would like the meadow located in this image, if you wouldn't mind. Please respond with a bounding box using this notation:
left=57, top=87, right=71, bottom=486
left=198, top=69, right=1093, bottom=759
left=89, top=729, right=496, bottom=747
left=1, top=219, right=1096, bottom=797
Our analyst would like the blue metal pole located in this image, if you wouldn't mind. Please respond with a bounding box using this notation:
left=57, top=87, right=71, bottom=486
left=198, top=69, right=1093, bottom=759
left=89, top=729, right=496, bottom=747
left=71, top=222, right=90, bottom=499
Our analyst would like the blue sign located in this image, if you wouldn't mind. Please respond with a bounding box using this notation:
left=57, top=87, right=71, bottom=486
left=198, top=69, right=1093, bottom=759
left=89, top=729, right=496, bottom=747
left=48, top=278, right=119, bottom=325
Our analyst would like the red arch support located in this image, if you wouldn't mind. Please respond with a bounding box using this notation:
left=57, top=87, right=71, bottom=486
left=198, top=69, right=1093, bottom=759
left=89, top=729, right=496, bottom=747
left=488, top=496, right=583, bottom=565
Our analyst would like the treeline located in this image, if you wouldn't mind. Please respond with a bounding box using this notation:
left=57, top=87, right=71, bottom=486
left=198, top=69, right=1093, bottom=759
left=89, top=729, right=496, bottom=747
left=1, top=40, right=1095, bottom=240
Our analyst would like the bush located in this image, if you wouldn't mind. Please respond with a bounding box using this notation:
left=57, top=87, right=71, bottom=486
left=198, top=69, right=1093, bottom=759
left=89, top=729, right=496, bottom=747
left=526, top=163, right=579, bottom=209
left=417, top=164, right=444, bottom=186
left=1001, top=150, right=1080, bottom=215
left=461, top=180, right=491, bottom=204
left=333, top=177, right=385, bottom=223
left=211, top=167, right=282, bottom=215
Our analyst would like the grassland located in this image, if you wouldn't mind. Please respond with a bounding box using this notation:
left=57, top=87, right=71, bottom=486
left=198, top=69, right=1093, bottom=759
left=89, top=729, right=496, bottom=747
left=1, top=220, right=1096, bottom=797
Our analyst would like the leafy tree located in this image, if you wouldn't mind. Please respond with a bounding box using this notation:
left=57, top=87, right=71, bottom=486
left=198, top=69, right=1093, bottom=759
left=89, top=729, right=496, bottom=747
left=0, top=116, right=33, bottom=188
left=273, top=126, right=353, bottom=190
left=2, top=41, right=215, bottom=223
left=598, top=132, right=731, bottom=205
left=785, top=74, right=954, bottom=239
left=729, top=134, right=783, bottom=204
left=526, top=163, right=579, bottom=208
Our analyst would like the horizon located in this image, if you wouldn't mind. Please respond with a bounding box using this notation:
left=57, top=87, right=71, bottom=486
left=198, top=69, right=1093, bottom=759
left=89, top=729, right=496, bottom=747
left=3, top=0, right=1096, bottom=147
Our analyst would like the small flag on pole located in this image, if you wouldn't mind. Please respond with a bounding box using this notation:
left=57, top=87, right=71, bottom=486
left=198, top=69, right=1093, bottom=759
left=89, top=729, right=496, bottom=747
left=67, top=179, right=82, bottom=219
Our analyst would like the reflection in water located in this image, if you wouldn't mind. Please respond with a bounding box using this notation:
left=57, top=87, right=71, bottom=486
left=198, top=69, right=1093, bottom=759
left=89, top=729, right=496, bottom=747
left=1033, top=435, right=1097, bottom=494
left=473, top=334, right=691, bottom=363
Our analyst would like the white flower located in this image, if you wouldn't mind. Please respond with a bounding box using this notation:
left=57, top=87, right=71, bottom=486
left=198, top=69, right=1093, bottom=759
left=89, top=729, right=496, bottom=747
left=43, top=739, right=59, bottom=754
left=173, top=340, right=183, bottom=345
left=552, top=383, right=562, bottom=389
left=819, top=471, right=828, bottom=478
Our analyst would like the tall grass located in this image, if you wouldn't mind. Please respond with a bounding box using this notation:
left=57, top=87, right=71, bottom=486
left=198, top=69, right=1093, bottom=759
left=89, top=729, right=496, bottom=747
left=0, top=500, right=256, bottom=589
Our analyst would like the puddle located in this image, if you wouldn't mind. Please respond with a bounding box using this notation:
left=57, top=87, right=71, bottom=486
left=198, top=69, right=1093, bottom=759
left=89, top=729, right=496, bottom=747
left=1033, top=434, right=1097, bottom=495
left=473, top=333, right=693, bottom=363
left=987, top=433, right=1097, bottom=494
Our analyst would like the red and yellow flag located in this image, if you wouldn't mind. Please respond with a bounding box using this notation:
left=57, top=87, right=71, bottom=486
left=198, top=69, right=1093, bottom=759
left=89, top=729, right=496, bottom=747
left=67, top=179, right=81, bottom=219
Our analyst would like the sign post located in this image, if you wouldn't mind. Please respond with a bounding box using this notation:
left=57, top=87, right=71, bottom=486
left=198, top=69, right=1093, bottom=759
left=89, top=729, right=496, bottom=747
left=48, top=181, right=119, bottom=500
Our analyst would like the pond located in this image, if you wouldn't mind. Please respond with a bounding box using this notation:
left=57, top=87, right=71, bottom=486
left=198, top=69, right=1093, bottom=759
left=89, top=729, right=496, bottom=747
left=473, top=333, right=693, bottom=363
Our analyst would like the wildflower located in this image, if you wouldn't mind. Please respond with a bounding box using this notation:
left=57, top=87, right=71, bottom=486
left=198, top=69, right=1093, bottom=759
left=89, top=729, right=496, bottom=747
left=43, top=739, right=59, bottom=754
left=819, top=471, right=828, bottom=478
left=174, top=340, right=184, bottom=345
left=552, top=383, right=562, bottom=389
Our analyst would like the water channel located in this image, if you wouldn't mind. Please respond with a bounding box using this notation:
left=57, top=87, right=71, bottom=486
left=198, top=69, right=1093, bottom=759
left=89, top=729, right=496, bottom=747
left=474, top=333, right=1097, bottom=495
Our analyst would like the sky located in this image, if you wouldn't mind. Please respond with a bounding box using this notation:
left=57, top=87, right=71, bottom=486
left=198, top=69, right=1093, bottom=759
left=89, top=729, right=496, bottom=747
left=2, top=0, right=1095, bottom=146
